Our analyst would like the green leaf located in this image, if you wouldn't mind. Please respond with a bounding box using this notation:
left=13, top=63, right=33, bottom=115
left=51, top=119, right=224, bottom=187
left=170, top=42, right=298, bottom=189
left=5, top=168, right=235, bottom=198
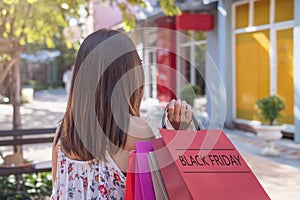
left=45, top=37, right=55, bottom=48
left=1, top=9, right=8, bottom=16
left=158, top=0, right=181, bottom=16
left=3, top=0, right=19, bottom=5
left=114, top=0, right=182, bottom=31
left=27, top=0, right=37, bottom=4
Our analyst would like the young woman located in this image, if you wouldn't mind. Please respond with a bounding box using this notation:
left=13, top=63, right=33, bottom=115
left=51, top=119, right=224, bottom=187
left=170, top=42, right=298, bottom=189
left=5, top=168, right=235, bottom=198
left=51, top=29, right=192, bottom=199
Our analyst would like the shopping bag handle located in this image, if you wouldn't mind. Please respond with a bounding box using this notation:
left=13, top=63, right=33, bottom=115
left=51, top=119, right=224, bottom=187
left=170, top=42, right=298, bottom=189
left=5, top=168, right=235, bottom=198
left=161, top=109, right=205, bottom=130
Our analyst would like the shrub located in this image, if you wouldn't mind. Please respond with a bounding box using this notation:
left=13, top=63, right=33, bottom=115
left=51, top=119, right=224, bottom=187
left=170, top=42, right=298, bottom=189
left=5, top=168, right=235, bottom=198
left=180, top=84, right=201, bottom=106
left=0, top=94, right=10, bottom=104
left=0, top=172, right=52, bottom=200
left=255, top=95, right=285, bottom=125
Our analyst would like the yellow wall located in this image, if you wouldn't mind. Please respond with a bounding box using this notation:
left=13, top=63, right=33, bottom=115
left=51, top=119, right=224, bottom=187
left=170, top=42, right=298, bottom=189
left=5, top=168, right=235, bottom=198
left=236, top=31, right=270, bottom=120
left=235, top=0, right=294, bottom=124
left=275, top=0, right=294, bottom=22
left=254, top=0, right=270, bottom=26
left=277, top=28, right=294, bottom=124
left=236, top=3, right=249, bottom=29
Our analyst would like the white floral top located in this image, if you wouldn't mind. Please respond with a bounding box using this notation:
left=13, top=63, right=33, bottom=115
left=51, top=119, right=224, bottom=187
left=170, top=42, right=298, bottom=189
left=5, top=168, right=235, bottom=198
left=50, top=143, right=126, bottom=200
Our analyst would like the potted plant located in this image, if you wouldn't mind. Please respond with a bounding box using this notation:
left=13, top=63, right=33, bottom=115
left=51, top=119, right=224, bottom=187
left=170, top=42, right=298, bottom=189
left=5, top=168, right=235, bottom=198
left=254, top=95, right=286, bottom=156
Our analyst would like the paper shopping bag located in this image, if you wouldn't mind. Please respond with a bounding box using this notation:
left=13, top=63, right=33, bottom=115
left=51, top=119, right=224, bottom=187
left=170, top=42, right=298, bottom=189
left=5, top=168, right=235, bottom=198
left=158, top=128, right=270, bottom=200
left=152, top=138, right=192, bottom=200
left=148, top=151, right=169, bottom=200
left=124, top=151, right=136, bottom=200
left=124, top=143, right=159, bottom=200
left=135, top=142, right=156, bottom=200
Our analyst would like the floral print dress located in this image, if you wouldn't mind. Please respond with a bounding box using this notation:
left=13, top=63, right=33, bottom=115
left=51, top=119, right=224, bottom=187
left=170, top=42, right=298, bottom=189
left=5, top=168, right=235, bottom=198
left=50, top=143, right=126, bottom=200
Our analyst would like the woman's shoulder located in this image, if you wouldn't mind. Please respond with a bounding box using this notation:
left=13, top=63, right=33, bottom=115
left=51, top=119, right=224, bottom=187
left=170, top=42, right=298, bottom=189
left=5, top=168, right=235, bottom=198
left=128, top=116, right=154, bottom=138
left=124, top=116, right=155, bottom=151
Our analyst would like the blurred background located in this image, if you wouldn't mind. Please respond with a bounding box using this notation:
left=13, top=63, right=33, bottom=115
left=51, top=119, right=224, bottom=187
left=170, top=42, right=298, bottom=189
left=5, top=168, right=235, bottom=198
left=0, top=0, right=299, bottom=199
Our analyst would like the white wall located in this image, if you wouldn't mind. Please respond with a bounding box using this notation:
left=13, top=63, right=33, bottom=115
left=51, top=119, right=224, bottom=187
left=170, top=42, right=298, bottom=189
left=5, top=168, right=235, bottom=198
left=219, top=0, right=234, bottom=126
left=205, top=0, right=234, bottom=129
left=294, top=0, right=300, bottom=143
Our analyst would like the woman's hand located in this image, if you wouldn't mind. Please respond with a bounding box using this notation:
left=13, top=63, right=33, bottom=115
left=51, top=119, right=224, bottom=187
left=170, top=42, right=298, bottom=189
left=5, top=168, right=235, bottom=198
left=167, top=99, right=192, bottom=130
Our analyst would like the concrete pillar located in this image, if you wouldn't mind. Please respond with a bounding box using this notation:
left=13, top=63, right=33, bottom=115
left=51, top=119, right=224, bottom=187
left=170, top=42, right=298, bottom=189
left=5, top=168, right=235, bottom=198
left=205, top=11, right=219, bottom=128
left=218, top=0, right=234, bottom=126
left=206, top=0, right=233, bottom=129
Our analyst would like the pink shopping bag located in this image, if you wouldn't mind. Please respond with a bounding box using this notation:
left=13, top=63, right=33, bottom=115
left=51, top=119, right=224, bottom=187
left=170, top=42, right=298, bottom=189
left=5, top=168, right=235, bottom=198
left=135, top=141, right=156, bottom=200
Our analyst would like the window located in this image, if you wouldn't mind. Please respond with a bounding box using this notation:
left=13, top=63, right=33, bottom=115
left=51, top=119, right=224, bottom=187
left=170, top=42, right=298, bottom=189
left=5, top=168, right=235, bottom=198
left=178, top=31, right=206, bottom=96
left=233, top=0, right=294, bottom=123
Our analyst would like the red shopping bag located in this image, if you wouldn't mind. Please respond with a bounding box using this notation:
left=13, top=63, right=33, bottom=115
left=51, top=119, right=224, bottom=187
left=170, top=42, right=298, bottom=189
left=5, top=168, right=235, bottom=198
left=152, top=138, right=192, bottom=200
left=124, top=151, right=136, bottom=200
left=153, top=128, right=270, bottom=200
left=126, top=111, right=270, bottom=200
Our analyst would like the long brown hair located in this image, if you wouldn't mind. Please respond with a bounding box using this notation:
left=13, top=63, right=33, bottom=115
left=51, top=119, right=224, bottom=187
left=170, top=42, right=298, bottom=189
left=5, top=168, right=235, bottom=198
left=56, top=29, right=144, bottom=161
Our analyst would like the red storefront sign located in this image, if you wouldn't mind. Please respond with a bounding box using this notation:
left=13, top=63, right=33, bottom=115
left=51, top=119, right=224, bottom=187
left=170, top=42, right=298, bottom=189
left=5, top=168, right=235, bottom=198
left=176, top=13, right=214, bottom=31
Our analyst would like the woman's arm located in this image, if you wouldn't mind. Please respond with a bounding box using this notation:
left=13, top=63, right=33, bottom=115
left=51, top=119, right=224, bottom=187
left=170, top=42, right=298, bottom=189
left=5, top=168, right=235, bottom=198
left=51, top=127, right=60, bottom=187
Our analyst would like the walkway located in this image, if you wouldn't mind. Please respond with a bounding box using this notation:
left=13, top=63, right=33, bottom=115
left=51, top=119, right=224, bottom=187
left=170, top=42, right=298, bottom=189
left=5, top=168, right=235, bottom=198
left=0, top=89, right=67, bottom=163
left=226, top=129, right=300, bottom=200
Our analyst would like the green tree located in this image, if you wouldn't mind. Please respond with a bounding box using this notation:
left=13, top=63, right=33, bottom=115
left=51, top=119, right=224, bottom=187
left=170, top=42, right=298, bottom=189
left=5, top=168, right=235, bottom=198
left=0, top=0, right=87, bottom=135
left=0, top=0, right=181, bottom=133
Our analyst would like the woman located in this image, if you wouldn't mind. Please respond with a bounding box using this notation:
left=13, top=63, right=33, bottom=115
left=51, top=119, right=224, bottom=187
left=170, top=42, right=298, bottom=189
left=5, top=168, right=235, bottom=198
left=51, top=29, right=192, bottom=199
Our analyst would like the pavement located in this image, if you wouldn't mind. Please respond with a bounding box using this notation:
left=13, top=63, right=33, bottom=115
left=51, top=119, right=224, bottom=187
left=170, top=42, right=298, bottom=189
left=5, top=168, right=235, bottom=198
left=0, top=89, right=300, bottom=199
left=226, top=129, right=300, bottom=199
left=0, top=89, right=67, bottom=164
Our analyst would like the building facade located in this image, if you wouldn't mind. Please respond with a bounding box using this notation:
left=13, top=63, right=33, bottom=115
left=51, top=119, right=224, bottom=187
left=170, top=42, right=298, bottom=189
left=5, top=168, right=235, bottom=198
left=91, top=0, right=300, bottom=142
left=206, top=0, right=299, bottom=142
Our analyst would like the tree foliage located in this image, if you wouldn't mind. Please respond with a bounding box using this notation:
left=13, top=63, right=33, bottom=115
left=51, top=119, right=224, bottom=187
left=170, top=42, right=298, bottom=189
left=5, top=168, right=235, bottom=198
left=1, top=0, right=181, bottom=50
left=0, top=0, right=89, bottom=55
left=109, top=0, right=181, bottom=31
left=0, top=0, right=181, bottom=129
left=0, top=0, right=89, bottom=129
